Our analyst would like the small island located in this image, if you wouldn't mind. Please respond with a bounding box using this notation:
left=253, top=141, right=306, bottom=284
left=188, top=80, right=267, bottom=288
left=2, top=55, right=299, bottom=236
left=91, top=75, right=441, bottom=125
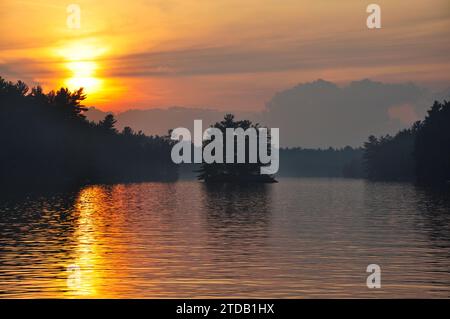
left=196, top=114, right=278, bottom=183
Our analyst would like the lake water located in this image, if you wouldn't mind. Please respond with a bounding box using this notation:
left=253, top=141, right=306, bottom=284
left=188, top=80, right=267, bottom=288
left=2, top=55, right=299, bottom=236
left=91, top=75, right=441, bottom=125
left=0, top=178, right=449, bottom=298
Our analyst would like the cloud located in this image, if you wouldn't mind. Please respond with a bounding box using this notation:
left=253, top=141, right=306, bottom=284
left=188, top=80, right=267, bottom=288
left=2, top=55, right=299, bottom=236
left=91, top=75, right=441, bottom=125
left=263, top=79, right=440, bottom=147
left=388, top=104, right=420, bottom=125
left=103, top=30, right=450, bottom=79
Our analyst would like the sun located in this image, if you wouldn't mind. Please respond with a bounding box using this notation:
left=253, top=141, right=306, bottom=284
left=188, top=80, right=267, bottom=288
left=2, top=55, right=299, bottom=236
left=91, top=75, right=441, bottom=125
left=56, top=42, right=107, bottom=95
left=65, top=61, right=102, bottom=93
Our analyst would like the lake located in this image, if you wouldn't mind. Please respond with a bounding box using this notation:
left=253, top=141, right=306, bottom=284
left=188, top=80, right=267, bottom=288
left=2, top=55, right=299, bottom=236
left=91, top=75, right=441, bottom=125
left=0, top=178, right=449, bottom=298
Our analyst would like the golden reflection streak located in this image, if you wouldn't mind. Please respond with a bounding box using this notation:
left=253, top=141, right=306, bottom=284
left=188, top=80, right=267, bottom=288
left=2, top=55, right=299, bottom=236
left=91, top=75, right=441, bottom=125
left=65, top=185, right=136, bottom=298
left=66, top=186, right=106, bottom=296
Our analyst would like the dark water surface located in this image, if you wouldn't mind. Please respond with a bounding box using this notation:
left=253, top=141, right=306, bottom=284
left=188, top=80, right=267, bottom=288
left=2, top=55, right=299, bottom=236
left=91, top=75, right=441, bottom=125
left=0, top=178, right=449, bottom=298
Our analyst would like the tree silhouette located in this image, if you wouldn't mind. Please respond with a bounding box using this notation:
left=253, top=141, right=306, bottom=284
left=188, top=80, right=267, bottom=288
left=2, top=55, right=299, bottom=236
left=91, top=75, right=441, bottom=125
left=122, top=126, right=134, bottom=136
left=414, top=101, right=450, bottom=185
left=98, top=114, right=118, bottom=133
left=363, top=129, right=416, bottom=181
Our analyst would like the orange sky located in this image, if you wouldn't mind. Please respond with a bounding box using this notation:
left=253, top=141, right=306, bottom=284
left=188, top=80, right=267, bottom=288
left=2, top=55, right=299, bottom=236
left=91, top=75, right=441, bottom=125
left=1, top=0, right=449, bottom=112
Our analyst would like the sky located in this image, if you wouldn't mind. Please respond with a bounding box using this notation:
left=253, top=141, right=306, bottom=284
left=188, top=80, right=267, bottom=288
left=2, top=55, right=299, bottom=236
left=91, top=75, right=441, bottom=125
left=1, top=0, right=449, bottom=112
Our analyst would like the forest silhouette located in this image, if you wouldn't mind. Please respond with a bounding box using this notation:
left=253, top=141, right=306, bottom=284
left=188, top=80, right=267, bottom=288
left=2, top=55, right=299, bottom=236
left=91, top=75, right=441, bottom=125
left=0, top=77, right=177, bottom=188
left=363, top=100, right=450, bottom=185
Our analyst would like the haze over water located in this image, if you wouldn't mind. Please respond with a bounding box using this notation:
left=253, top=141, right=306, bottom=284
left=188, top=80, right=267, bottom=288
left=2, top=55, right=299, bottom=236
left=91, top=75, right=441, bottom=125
left=0, top=178, right=449, bottom=298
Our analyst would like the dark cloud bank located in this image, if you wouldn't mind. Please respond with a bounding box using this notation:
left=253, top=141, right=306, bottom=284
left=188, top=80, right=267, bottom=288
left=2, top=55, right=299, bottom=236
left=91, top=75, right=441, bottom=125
left=87, top=79, right=449, bottom=148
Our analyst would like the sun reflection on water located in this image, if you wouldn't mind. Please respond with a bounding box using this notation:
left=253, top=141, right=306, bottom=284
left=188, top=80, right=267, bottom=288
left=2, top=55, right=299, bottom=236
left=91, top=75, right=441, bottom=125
left=66, top=186, right=107, bottom=296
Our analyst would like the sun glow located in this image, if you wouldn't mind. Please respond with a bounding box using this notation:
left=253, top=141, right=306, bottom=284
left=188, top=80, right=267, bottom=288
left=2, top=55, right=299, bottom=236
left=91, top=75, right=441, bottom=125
left=65, top=61, right=101, bottom=93
left=57, top=42, right=107, bottom=95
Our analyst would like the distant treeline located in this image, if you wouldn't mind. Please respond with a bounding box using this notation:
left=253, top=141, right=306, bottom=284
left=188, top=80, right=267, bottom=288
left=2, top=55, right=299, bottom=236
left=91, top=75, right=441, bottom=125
left=363, top=101, right=450, bottom=185
left=279, top=147, right=363, bottom=178
left=0, top=77, right=177, bottom=188
left=178, top=146, right=364, bottom=179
